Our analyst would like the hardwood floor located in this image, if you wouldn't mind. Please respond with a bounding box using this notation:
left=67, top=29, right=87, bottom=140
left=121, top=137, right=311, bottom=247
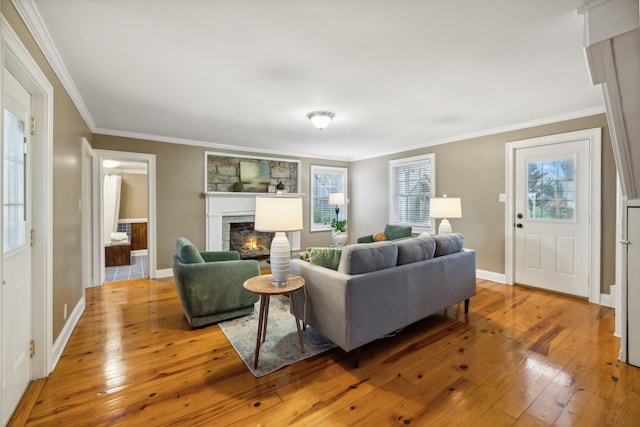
left=9, top=278, right=640, bottom=426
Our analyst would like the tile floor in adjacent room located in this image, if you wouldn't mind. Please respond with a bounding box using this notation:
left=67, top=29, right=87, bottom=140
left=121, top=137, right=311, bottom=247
left=105, top=254, right=148, bottom=282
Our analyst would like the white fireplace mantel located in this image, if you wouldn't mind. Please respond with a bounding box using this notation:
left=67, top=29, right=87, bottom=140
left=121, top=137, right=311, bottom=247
left=205, top=192, right=301, bottom=251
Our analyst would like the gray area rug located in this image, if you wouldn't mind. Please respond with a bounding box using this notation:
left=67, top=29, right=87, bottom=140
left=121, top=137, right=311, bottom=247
left=219, top=295, right=336, bottom=377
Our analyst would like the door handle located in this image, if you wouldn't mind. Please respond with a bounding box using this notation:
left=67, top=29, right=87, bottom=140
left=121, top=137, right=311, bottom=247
left=516, top=223, right=523, bottom=228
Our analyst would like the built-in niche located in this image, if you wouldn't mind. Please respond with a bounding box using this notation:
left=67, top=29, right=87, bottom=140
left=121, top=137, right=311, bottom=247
left=205, top=152, right=300, bottom=193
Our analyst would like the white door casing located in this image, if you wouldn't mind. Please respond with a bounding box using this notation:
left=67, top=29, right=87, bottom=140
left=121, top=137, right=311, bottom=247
left=505, top=128, right=601, bottom=303
left=1, top=68, right=32, bottom=425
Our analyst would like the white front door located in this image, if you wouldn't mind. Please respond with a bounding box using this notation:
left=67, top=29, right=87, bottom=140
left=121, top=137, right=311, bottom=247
left=514, top=138, right=591, bottom=297
left=1, top=69, right=32, bottom=425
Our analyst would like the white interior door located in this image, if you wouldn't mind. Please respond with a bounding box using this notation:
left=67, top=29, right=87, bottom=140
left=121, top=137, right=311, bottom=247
left=514, top=139, right=591, bottom=297
left=1, top=69, right=32, bottom=424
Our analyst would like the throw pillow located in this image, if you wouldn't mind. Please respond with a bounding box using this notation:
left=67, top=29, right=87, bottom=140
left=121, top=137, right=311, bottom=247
left=373, top=232, right=388, bottom=242
left=307, top=247, right=343, bottom=271
left=176, top=237, right=205, bottom=264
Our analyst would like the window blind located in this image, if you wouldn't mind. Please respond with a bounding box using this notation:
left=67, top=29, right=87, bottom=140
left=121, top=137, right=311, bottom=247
left=390, top=154, right=434, bottom=229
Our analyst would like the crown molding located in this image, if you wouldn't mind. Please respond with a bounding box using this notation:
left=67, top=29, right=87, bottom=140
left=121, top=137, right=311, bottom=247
left=352, top=106, right=607, bottom=161
left=11, top=0, right=96, bottom=130
left=93, top=127, right=351, bottom=162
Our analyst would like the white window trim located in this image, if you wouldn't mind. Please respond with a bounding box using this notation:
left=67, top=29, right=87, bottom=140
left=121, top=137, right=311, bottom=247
left=310, top=165, right=348, bottom=232
left=389, top=153, right=436, bottom=234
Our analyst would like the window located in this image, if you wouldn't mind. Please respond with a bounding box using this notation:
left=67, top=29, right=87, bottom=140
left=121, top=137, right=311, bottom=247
left=311, top=165, right=347, bottom=231
left=527, top=158, right=575, bottom=221
left=3, top=108, right=26, bottom=253
left=389, top=153, right=435, bottom=233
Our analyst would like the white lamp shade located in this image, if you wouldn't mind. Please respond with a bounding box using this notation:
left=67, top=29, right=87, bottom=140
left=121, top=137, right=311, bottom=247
left=254, top=196, right=303, bottom=232
left=430, top=197, right=462, bottom=219
left=328, top=192, right=345, bottom=205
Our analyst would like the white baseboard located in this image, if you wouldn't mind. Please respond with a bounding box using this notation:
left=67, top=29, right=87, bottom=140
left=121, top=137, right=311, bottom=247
left=154, top=268, right=173, bottom=279
left=50, top=296, right=85, bottom=372
left=131, top=249, right=148, bottom=256
left=600, top=292, right=613, bottom=308
left=476, top=269, right=506, bottom=284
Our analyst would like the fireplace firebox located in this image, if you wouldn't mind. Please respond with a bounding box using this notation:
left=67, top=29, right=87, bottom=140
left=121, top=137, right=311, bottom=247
left=229, top=222, right=274, bottom=260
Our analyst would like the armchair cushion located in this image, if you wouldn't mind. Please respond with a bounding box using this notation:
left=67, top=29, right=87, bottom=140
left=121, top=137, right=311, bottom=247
left=201, top=251, right=241, bottom=262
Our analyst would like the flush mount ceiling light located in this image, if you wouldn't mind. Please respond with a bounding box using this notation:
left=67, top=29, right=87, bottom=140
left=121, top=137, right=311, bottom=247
left=306, top=111, right=335, bottom=130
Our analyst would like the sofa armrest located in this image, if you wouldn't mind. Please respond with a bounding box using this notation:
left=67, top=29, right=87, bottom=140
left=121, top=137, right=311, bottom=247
left=290, top=259, right=352, bottom=348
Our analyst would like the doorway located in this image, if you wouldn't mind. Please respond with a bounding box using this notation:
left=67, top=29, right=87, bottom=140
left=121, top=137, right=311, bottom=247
left=90, top=150, right=156, bottom=286
left=505, top=128, right=601, bottom=303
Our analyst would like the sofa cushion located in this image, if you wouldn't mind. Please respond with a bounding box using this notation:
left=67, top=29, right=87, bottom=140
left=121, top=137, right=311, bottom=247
left=383, top=224, right=413, bottom=241
left=396, top=235, right=436, bottom=265
left=433, top=233, right=465, bottom=257
left=176, top=237, right=205, bottom=264
left=307, top=247, right=343, bottom=271
left=338, top=241, right=398, bottom=274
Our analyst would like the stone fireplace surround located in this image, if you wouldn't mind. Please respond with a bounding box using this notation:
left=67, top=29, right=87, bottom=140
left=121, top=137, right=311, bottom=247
left=205, top=193, right=301, bottom=254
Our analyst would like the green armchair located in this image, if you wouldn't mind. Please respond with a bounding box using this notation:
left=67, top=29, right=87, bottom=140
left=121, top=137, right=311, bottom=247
left=172, top=237, right=260, bottom=328
left=356, top=224, right=413, bottom=243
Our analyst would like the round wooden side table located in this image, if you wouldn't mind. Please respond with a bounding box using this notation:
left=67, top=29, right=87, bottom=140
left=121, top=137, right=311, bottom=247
left=243, top=274, right=305, bottom=369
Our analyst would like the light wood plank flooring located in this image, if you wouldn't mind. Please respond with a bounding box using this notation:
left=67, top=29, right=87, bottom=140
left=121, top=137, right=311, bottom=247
left=8, top=278, right=640, bottom=426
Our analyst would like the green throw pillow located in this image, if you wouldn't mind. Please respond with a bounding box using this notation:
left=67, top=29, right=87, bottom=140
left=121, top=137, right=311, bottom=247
left=307, top=247, right=343, bottom=271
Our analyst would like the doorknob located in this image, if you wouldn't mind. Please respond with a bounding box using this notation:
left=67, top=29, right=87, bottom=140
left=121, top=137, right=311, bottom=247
left=517, top=213, right=523, bottom=219
left=516, top=223, right=523, bottom=228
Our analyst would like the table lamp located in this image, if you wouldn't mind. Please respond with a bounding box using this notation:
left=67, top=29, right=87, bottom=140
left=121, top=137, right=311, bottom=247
left=254, top=195, right=303, bottom=285
left=328, top=192, right=345, bottom=220
left=430, top=195, right=462, bottom=235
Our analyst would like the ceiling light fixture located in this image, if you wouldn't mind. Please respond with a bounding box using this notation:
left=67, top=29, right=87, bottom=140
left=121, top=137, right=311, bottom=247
left=307, top=111, right=335, bottom=130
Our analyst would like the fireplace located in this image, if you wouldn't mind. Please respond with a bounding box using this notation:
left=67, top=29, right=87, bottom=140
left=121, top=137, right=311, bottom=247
left=204, top=193, right=300, bottom=254
left=229, top=222, right=273, bottom=260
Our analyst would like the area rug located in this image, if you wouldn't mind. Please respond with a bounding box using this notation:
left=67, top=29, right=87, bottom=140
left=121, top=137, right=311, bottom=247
left=219, top=295, right=336, bottom=377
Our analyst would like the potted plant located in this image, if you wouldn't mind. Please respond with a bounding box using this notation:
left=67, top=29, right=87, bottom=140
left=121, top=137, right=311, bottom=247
left=330, top=218, right=348, bottom=247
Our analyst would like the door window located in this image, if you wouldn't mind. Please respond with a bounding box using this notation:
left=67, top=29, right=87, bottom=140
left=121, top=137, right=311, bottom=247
left=3, top=108, right=26, bottom=252
left=527, top=158, right=575, bottom=221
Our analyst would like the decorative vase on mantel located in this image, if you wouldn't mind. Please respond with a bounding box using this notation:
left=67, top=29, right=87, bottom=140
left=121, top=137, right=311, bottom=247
left=331, top=230, right=348, bottom=248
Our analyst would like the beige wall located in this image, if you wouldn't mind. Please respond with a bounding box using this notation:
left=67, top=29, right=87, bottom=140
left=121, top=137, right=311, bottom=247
left=92, top=135, right=350, bottom=269
left=2, top=0, right=92, bottom=340
left=351, top=113, right=616, bottom=293
left=119, top=173, right=148, bottom=219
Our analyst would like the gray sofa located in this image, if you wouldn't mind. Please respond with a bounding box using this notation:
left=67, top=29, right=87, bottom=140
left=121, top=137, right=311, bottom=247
left=290, top=233, right=476, bottom=365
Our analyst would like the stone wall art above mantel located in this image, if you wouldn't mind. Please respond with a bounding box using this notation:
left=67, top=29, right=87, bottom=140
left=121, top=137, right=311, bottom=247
left=205, top=151, right=300, bottom=194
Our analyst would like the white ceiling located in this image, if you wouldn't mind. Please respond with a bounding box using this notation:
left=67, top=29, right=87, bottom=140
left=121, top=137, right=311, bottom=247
left=17, top=0, right=604, bottom=161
